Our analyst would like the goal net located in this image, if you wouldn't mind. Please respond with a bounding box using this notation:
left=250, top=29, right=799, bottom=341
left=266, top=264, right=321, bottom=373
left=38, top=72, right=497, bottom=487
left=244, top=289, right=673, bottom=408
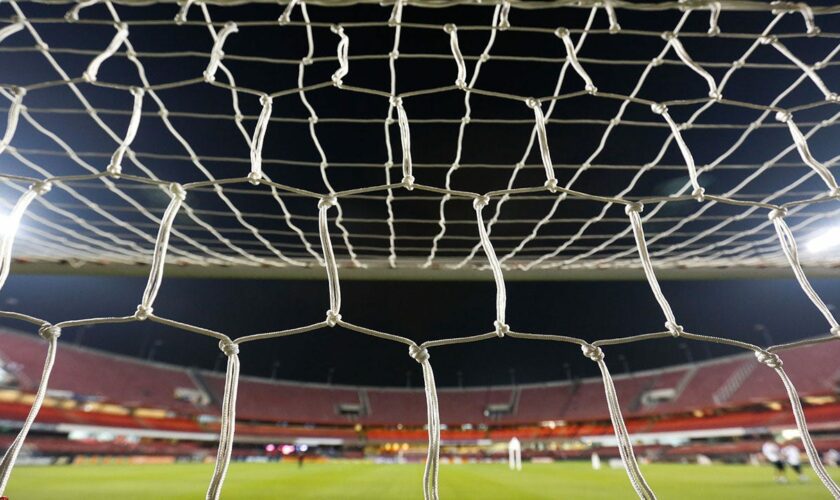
left=0, top=0, right=839, bottom=498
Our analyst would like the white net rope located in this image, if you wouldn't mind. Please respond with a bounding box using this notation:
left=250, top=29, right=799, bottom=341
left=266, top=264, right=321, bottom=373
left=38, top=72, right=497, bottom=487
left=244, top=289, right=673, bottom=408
left=0, top=0, right=839, bottom=498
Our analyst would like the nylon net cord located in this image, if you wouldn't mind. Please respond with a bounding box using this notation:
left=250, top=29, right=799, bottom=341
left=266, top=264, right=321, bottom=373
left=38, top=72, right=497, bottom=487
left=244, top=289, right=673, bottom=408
left=0, top=0, right=839, bottom=498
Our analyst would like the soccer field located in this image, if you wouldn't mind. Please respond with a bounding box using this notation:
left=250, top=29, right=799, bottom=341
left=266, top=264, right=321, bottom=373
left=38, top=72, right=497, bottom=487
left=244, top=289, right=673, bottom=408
left=6, top=461, right=840, bottom=499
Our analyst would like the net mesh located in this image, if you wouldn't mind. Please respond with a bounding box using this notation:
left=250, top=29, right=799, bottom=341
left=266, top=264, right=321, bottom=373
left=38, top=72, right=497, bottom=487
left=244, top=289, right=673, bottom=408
left=0, top=1, right=839, bottom=499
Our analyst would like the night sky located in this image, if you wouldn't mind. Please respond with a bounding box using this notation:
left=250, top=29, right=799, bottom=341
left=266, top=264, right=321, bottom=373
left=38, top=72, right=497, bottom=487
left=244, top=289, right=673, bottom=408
left=0, top=274, right=836, bottom=387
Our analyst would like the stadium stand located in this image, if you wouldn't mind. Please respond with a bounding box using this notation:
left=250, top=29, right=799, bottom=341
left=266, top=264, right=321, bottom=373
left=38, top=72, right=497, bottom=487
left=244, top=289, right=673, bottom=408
left=652, top=359, right=748, bottom=414
left=727, top=343, right=840, bottom=405
left=202, top=373, right=363, bottom=425
left=363, top=389, right=426, bottom=426
left=1, top=328, right=840, bottom=462
left=0, top=330, right=207, bottom=415
left=501, top=384, right=574, bottom=424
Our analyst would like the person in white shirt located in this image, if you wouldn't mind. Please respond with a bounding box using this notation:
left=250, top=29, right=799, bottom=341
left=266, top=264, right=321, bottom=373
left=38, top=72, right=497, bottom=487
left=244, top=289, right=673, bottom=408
left=762, top=440, right=787, bottom=483
left=782, top=442, right=807, bottom=482
left=825, top=449, right=840, bottom=467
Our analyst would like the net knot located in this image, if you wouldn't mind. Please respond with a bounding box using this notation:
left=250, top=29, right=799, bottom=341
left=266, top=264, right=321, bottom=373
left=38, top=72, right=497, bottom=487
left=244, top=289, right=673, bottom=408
left=473, top=195, right=490, bottom=210
left=203, top=22, right=237, bottom=82
left=554, top=27, right=570, bottom=38
left=106, top=162, right=122, bottom=178
left=409, top=344, right=430, bottom=363
left=827, top=92, right=840, bottom=103
left=278, top=1, right=295, bottom=24
left=831, top=325, right=840, bottom=336
left=691, top=187, right=705, bottom=202
left=168, top=182, right=187, bottom=201
left=38, top=324, right=61, bottom=341
left=830, top=187, right=840, bottom=199
left=665, top=321, right=684, bottom=337
left=318, top=196, right=337, bottom=210
left=498, top=1, right=511, bottom=30
left=494, top=320, right=509, bottom=338
left=219, top=339, right=239, bottom=357
left=32, top=181, right=52, bottom=196
left=443, top=23, right=456, bottom=34
left=755, top=350, right=782, bottom=369
left=204, top=58, right=224, bottom=82
left=402, top=175, right=415, bottom=190
left=624, top=201, right=643, bottom=215
left=525, top=97, right=540, bottom=109
left=661, top=31, right=676, bottom=41
left=390, top=96, right=402, bottom=107
left=326, top=310, right=342, bottom=327
left=134, top=304, right=153, bottom=320
left=650, top=103, right=667, bottom=115
left=175, top=2, right=190, bottom=25
left=758, top=35, right=777, bottom=45
left=544, top=178, right=558, bottom=193
left=767, top=207, right=787, bottom=221
left=247, top=171, right=262, bottom=186
left=581, top=344, right=604, bottom=362
left=774, top=110, right=792, bottom=123
left=770, top=1, right=820, bottom=36
left=389, top=50, right=399, bottom=59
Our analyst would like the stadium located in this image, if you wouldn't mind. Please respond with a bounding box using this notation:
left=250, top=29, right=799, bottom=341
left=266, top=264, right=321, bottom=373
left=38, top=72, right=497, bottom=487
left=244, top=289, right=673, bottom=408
left=2, top=325, right=840, bottom=498
left=2, top=0, right=840, bottom=498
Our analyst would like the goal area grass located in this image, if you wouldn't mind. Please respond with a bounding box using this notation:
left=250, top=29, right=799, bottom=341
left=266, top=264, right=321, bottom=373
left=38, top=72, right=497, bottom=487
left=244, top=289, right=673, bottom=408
left=7, top=461, right=840, bottom=499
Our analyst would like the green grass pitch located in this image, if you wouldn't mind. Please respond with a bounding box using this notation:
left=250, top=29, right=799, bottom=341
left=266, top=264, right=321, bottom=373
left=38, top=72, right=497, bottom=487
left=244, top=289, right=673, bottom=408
left=7, top=461, right=840, bottom=498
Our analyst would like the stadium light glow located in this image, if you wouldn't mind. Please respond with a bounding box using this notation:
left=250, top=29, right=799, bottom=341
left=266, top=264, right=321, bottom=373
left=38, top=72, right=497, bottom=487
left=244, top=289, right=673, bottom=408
left=806, top=226, right=840, bottom=253
left=0, top=215, right=19, bottom=238
left=280, top=444, right=296, bottom=455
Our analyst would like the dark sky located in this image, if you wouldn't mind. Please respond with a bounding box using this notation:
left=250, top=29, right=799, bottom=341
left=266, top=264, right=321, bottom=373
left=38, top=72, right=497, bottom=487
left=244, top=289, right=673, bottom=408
left=0, top=274, right=836, bottom=387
